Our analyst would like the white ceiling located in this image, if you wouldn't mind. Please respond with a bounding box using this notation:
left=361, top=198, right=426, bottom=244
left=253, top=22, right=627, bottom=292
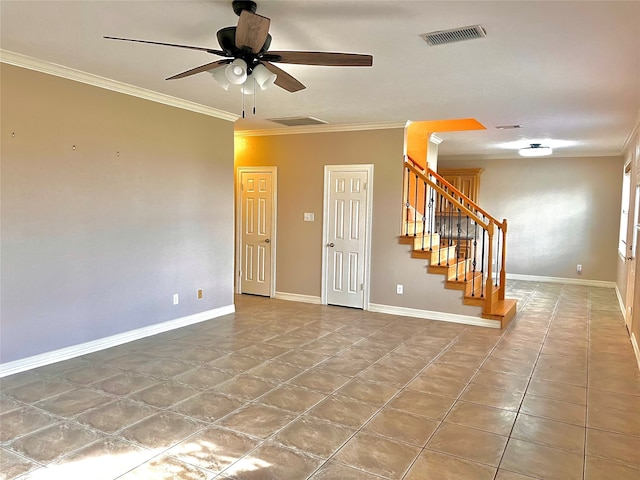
left=1, top=0, right=639, bottom=159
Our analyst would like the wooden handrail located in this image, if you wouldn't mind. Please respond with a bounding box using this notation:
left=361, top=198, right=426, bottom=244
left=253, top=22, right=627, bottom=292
left=405, top=161, right=490, bottom=229
left=405, top=155, right=504, bottom=229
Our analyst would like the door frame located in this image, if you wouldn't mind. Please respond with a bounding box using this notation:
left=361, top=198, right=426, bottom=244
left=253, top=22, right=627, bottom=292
left=235, top=166, right=277, bottom=297
left=321, top=164, right=374, bottom=309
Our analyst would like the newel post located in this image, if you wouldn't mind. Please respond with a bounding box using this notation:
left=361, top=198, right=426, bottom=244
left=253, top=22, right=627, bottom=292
left=499, top=218, right=508, bottom=300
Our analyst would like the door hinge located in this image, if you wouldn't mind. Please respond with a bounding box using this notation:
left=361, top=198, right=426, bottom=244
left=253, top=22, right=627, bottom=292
left=364, top=182, right=367, bottom=190
left=240, top=183, right=244, bottom=191
left=360, top=283, right=364, bottom=291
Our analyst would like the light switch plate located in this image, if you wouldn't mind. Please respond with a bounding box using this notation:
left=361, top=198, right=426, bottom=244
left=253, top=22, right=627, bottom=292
left=304, top=213, right=315, bottom=222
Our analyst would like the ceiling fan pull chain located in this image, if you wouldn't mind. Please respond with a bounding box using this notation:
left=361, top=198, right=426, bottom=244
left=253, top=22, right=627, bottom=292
left=253, top=76, right=257, bottom=115
left=241, top=88, right=245, bottom=118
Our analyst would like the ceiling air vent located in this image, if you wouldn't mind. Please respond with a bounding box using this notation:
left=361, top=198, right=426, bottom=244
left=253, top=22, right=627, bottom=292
left=420, top=25, right=486, bottom=46
left=268, top=116, right=328, bottom=127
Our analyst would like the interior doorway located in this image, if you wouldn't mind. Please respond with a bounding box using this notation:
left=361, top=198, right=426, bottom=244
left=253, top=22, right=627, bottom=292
left=236, top=167, right=277, bottom=297
left=322, top=164, right=373, bottom=309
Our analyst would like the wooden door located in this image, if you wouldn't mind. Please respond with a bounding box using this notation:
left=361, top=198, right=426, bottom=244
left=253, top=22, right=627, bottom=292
left=324, top=166, right=372, bottom=309
left=238, top=168, right=275, bottom=297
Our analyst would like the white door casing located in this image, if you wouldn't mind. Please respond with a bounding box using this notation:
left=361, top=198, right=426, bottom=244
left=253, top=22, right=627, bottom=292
left=236, top=167, right=276, bottom=297
left=322, top=165, right=373, bottom=309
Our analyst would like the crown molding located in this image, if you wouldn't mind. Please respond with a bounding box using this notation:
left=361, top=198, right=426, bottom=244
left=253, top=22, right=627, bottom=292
left=622, top=109, right=640, bottom=155
left=235, top=121, right=405, bottom=137
left=0, top=49, right=239, bottom=122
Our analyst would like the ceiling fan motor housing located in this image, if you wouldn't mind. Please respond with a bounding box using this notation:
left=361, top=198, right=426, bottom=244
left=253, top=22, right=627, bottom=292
left=232, top=1, right=257, bottom=16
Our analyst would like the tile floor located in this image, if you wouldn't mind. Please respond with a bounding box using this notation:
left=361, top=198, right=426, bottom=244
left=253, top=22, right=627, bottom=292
left=1, top=281, right=639, bottom=479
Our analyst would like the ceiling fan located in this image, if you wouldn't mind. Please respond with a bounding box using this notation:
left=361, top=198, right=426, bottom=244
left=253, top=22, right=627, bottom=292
left=104, top=0, right=373, bottom=94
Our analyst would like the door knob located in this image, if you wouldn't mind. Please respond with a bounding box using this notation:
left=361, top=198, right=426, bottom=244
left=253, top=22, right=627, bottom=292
left=265, top=239, right=270, bottom=243
left=327, top=242, right=335, bottom=247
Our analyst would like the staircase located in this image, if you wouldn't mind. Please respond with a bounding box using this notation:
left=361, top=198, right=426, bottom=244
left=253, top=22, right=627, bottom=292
left=400, top=156, right=517, bottom=328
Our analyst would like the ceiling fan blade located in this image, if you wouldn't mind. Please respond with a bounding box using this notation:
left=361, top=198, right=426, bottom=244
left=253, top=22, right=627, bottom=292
left=166, top=59, right=230, bottom=80
left=235, top=10, right=270, bottom=53
left=263, top=51, right=373, bottom=67
left=104, top=36, right=226, bottom=56
left=262, top=62, right=305, bottom=92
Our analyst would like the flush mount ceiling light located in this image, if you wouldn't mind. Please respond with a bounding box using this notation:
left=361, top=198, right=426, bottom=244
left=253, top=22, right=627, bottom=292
left=519, top=143, right=552, bottom=157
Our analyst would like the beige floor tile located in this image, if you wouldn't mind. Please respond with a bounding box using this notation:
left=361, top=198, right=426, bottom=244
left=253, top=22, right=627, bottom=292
left=333, top=431, right=420, bottom=478
left=532, top=363, right=587, bottom=387
left=500, top=438, right=584, bottom=480
left=584, top=456, right=640, bottom=480
left=259, top=385, right=327, bottom=413
left=471, top=370, right=529, bottom=394
left=364, top=406, right=439, bottom=446
left=216, top=403, right=296, bottom=439
left=213, top=375, right=277, bottom=402
left=526, top=378, right=586, bottom=405
left=427, top=423, right=508, bottom=467
left=47, top=437, right=155, bottom=480
left=422, top=363, right=478, bottom=384
left=289, top=368, right=351, bottom=393
left=358, top=364, right=416, bottom=387
left=318, top=357, right=373, bottom=376
left=436, top=351, right=487, bottom=370
left=0, top=447, right=41, bottom=479
left=587, top=405, right=640, bottom=437
left=480, top=357, right=534, bottom=377
left=337, top=379, right=399, bottom=407
left=459, top=384, right=524, bottom=412
left=4, top=379, right=76, bottom=403
left=76, top=399, right=156, bottom=434
left=388, top=390, right=456, bottom=420
left=586, top=428, right=640, bottom=466
left=119, top=411, right=203, bottom=450
left=308, top=395, right=378, bottom=428
left=520, top=394, right=586, bottom=426
left=406, top=373, right=468, bottom=398
left=404, top=449, right=496, bottom=480
left=495, top=470, right=539, bottom=480
left=274, top=415, right=355, bottom=457
left=166, top=426, right=259, bottom=474
left=170, top=392, right=243, bottom=423
left=9, top=422, right=103, bottom=464
left=0, top=407, right=60, bottom=443
left=208, top=354, right=265, bottom=375
left=445, top=401, right=516, bottom=436
left=511, top=413, right=585, bottom=454
left=90, top=373, right=158, bottom=396
left=117, top=454, right=212, bottom=480
left=172, top=366, right=234, bottom=390
left=129, top=381, right=199, bottom=409
left=309, top=461, right=383, bottom=479
left=223, top=441, right=323, bottom=479
left=276, top=350, right=330, bottom=368
left=587, top=388, right=640, bottom=414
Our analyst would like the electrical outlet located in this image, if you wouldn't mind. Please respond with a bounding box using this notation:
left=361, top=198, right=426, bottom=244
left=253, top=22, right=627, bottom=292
left=173, top=294, right=179, bottom=305
left=197, top=289, right=203, bottom=299
left=396, top=284, right=403, bottom=294
left=577, top=264, right=582, bottom=274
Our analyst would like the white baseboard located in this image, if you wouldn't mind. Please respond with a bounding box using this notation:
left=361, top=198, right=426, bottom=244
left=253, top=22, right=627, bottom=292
left=274, top=292, right=322, bottom=304
left=631, top=332, right=640, bottom=372
left=615, top=285, right=626, bottom=317
left=0, top=305, right=235, bottom=378
left=506, top=273, right=616, bottom=289
left=367, top=303, right=501, bottom=329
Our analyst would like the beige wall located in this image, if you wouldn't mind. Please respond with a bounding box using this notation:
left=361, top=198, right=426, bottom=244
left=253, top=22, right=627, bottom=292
left=440, top=155, right=623, bottom=281
left=1, top=64, right=235, bottom=363
left=235, top=129, right=491, bottom=317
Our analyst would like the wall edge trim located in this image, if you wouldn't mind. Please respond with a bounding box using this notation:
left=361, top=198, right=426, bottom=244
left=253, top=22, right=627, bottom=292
left=235, top=121, right=406, bottom=137
left=0, top=305, right=235, bottom=377
left=615, top=285, right=626, bottom=317
left=274, top=292, right=322, bottom=304
left=0, top=49, right=238, bottom=122
left=506, top=274, right=616, bottom=288
left=631, top=332, right=640, bottom=373
left=367, top=303, right=501, bottom=329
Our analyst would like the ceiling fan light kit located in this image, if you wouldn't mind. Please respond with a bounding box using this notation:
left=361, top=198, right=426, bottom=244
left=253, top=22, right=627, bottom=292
left=104, top=0, right=373, bottom=116
left=519, top=143, right=553, bottom=157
